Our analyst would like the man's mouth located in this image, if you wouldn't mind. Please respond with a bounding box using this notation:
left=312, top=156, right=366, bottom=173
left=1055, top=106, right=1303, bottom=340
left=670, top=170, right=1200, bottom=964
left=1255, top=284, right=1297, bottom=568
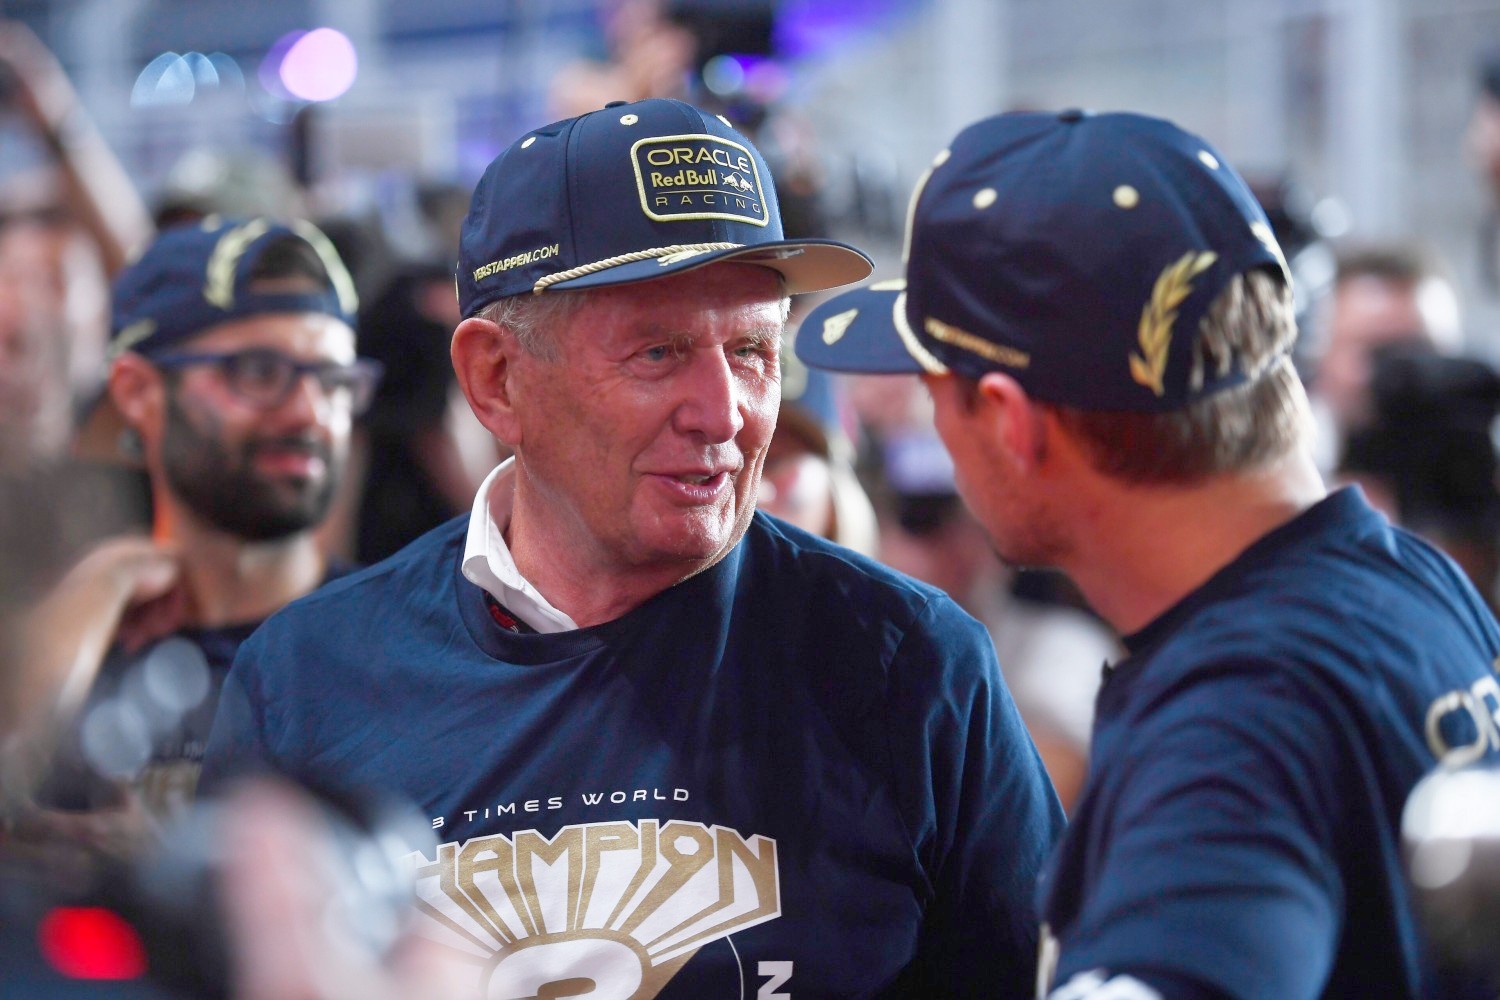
left=248, top=439, right=330, bottom=476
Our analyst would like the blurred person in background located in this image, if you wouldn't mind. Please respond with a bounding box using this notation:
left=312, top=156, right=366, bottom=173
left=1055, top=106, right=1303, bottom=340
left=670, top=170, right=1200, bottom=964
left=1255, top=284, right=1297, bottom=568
left=0, top=20, right=152, bottom=278
left=549, top=0, right=696, bottom=117
left=20, top=218, right=377, bottom=852
left=356, top=181, right=505, bottom=563
left=0, top=214, right=106, bottom=473
left=756, top=348, right=878, bottom=554
left=1339, top=344, right=1500, bottom=613
left=1467, top=48, right=1500, bottom=294
left=1308, top=243, right=1463, bottom=470
left=1, top=478, right=475, bottom=999
left=0, top=20, right=150, bottom=477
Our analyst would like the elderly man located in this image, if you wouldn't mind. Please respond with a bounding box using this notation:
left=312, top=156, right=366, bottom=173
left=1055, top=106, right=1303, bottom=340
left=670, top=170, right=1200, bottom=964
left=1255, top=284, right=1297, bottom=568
left=799, top=110, right=1500, bottom=999
left=201, top=99, right=1063, bottom=998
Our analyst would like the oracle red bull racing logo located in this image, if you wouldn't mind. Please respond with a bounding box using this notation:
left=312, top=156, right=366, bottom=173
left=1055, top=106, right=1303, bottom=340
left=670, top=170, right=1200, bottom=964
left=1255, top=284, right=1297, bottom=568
left=632, top=135, right=769, bottom=227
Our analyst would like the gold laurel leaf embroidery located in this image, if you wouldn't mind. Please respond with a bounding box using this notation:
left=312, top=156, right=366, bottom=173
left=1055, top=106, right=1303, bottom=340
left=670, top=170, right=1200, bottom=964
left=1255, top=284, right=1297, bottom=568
left=203, top=219, right=271, bottom=310
left=821, top=307, right=859, bottom=345
left=1130, top=250, right=1218, bottom=397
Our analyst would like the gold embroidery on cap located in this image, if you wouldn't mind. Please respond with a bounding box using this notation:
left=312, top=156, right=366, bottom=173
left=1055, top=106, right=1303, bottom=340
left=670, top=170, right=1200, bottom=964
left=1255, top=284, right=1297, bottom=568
left=473, top=243, right=563, bottom=281
left=1250, top=221, right=1290, bottom=280
left=110, top=319, right=157, bottom=359
left=1113, top=185, right=1140, bottom=209
left=925, top=317, right=1030, bottom=368
left=290, top=219, right=360, bottom=315
left=532, top=243, right=740, bottom=293
left=821, top=308, right=859, bottom=345
left=1130, top=251, right=1218, bottom=397
left=203, top=218, right=272, bottom=310
left=657, top=248, right=714, bottom=266
left=895, top=293, right=948, bottom=376
left=630, top=134, right=769, bottom=227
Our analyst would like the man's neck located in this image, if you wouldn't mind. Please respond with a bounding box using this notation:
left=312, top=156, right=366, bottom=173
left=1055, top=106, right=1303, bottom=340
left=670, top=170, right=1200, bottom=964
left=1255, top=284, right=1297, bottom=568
left=503, top=481, right=715, bottom=630
left=1058, top=449, right=1328, bottom=637
left=157, top=505, right=327, bottom=629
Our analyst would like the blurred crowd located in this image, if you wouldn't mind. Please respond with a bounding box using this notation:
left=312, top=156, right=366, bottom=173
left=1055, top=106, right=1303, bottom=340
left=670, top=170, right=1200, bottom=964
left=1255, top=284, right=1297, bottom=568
left=5, top=1, right=1500, bottom=994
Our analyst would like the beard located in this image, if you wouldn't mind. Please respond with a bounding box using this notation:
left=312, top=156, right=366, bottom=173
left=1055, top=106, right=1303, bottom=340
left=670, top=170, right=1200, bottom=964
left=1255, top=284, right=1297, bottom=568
left=160, top=394, right=339, bottom=542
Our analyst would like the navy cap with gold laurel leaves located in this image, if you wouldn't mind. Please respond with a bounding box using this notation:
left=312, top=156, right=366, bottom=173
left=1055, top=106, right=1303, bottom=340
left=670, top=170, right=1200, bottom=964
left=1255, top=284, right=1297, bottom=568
left=109, top=215, right=357, bottom=360
left=796, top=110, right=1290, bottom=413
left=455, top=98, right=872, bottom=317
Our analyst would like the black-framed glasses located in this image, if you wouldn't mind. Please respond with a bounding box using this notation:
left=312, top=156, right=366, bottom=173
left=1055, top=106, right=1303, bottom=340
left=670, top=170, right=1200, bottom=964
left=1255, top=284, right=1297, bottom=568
left=152, top=348, right=383, bottom=416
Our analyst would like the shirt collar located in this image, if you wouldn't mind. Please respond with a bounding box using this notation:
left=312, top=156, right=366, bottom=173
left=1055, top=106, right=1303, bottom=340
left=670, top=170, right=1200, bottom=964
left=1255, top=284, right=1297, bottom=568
left=461, top=459, right=579, bottom=634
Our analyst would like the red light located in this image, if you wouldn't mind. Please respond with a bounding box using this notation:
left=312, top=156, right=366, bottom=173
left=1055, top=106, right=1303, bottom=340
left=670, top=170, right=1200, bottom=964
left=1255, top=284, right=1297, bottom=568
left=37, top=907, right=148, bottom=980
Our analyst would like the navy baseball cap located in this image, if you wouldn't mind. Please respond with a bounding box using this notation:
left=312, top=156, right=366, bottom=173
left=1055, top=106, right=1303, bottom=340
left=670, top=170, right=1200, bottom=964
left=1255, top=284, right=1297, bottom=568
left=456, top=98, right=872, bottom=316
left=797, top=110, right=1291, bottom=412
left=108, top=216, right=357, bottom=359
left=77, top=216, right=358, bottom=460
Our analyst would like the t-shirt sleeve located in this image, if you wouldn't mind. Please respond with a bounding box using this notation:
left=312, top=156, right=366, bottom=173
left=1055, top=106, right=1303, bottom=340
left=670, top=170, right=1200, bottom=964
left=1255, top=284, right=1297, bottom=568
left=887, top=595, right=1068, bottom=998
left=1050, top=665, right=1349, bottom=999
left=197, top=628, right=279, bottom=796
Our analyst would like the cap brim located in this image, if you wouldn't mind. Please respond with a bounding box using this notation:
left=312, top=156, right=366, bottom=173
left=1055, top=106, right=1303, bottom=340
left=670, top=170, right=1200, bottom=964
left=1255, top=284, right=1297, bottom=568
left=794, top=281, right=948, bottom=376
left=543, top=239, right=873, bottom=296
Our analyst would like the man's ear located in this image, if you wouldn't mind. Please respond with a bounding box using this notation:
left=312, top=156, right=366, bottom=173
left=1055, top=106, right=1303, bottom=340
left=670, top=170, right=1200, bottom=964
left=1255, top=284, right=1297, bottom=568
left=108, top=353, right=165, bottom=441
left=974, top=370, right=1047, bottom=472
left=451, top=316, right=521, bottom=446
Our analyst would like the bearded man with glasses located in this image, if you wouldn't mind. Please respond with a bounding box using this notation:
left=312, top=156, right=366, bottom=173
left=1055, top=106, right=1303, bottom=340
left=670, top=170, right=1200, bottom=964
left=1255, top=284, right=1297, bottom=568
left=19, top=218, right=379, bottom=846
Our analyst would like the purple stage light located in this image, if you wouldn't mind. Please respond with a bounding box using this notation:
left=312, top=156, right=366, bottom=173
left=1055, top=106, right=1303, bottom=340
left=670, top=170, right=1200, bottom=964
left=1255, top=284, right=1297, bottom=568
left=280, top=28, right=359, bottom=102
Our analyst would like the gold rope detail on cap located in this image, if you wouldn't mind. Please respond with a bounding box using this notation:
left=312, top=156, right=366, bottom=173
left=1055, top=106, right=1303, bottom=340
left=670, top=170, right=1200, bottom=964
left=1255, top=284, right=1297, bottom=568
left=1130, top=250, right=1218, bottom=397
left=924, top=317, right=1030, bottom=369
left=894, top=292, right=948, bottom=376
left=531, top=243, right=742, bottom=294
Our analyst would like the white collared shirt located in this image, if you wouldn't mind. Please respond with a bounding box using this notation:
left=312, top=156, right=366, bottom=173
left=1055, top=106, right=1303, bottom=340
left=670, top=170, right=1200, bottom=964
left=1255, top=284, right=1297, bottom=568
left=460, top=459, right=579, bottom=634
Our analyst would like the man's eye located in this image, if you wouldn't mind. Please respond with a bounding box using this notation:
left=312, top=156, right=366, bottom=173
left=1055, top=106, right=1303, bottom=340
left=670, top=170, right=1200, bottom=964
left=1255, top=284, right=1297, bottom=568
left=640, top=345, right=674, bottom=362
left=230, top=352, right=288, bottom=387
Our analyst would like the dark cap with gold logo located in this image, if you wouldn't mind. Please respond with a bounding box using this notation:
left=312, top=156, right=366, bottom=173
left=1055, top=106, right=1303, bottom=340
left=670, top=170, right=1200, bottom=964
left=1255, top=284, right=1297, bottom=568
left=456, top=98, right=872, bottom=317
left=796, top=110, right=1289, bottom=412
left=108, top=216, right=356, bottom=360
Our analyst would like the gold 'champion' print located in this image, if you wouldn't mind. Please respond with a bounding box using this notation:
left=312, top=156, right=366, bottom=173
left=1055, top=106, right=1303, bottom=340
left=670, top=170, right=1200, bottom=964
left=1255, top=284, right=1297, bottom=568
left=405, top=818, right=781, bottom=999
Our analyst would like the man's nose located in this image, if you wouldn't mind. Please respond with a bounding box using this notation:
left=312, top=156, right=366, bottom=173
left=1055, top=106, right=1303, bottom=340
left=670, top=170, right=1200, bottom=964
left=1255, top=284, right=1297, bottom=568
left=674, top=350, right=745, bottom=443
left=275, top=370, right=337, bottom=426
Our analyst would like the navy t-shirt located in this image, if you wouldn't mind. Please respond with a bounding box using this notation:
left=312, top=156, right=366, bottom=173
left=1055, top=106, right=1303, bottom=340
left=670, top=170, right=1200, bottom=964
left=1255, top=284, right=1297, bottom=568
left=1040, top=488, right=1500, bottom=999
left=40, top=562, right=353, bottom=818
left=202, top=512, right=1065, bottom=998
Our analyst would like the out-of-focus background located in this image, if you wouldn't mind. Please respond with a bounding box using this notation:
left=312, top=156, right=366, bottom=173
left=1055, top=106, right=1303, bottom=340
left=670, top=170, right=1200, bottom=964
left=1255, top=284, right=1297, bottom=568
left=3, top=0, right=1499, bottom=304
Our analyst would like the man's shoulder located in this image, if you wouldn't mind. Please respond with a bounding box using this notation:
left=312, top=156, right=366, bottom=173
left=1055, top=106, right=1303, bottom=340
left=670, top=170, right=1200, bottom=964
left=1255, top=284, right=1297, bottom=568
left=740, top=514, right=995, bottom=685
left=745, top=512, right=963, bottom=622
left=258, top=514, right=469, bottom=635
